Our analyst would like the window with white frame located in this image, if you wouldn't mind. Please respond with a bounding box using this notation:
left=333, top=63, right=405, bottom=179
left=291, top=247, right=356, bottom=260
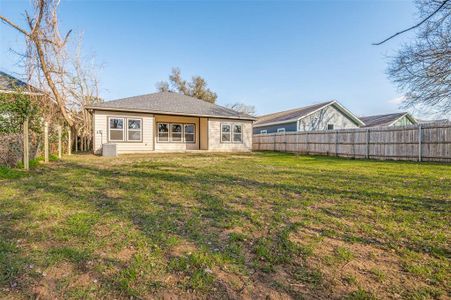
left=327, top=124, right=334, bottom=130
left=221, top=123, right=243, bottom=143
left=184, top=124, right=195, bottom=143
left=109, top=117, right=143, bottom=142
left=109, top=117, right=125, bottom=141
left=233, top=124, right=242, bottom=142
left=171, top=124, right=182, bottom=142
left=277, top=128, right=286, bottom=133
left=221, top=124, right=231, bottom=142
left=127, top=119, right=142, bottom=141
left=157, top=123, right=195, bottom=143
left=158, top=123, right=169, bottom=141
left=260, top=130, right=267, bottom=134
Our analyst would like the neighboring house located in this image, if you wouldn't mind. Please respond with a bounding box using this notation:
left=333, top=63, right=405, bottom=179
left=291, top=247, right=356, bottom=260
left=253, top=100, right=364, bottom=134
left=86, top=92, right=255, bottom=154
left=360, top=112, right=417, bottom=128
left=0, top=71, right=42, bottom=95
left=417, top=118, right=449, bottom=125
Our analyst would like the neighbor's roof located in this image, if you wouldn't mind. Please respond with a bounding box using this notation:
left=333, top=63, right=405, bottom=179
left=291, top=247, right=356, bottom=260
left=360, top=112, right=417, bottom=127
left=0, top=71, right=42, bottom=95
left=86, top=92, right=255, bottom=120
left=254, top=100, right=364, bottom=127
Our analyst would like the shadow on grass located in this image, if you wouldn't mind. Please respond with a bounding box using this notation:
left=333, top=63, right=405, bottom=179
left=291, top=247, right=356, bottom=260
left=0, top=155, right=449, bottom=298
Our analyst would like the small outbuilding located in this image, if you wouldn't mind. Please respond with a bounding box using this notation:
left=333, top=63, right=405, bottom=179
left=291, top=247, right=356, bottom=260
left=86, top=92, right=255, bottom=154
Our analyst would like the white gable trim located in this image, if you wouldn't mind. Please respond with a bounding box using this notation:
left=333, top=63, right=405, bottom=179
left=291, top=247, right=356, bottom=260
left=387, top=113, right=417, bottom=127
left=297, top=101, right=365, bottom=127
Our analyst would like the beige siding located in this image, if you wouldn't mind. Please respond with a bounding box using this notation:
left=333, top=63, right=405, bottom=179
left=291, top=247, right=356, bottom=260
left=154, top=115, right=200, bottom=151
left=200, top=117, right=208, bottom=150
left=93, top=110, right=154, bottom=154
left=299, top=105, right=359, bottom=131
left=208, top=118, right=253, bottom=152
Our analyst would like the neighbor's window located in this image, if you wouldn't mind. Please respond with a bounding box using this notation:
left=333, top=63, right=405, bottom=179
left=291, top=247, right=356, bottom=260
left=277, top=128, right=286, bottom=133
left=260, top=130, right=267, bottom=134
left=127, top=119, right=142, bottom=141
left=184, top=124, right=195, bottom=143
left=327, top=124, right=334, bottom=130
left=158, top=123, right=169, bottom=142
left=221, top=124, right=231, bottom=142
left=109, top=117, right=125, bottom=141
left=171, top=124, right=183, bottom=142
left=233, top=124, right=242, bottom=142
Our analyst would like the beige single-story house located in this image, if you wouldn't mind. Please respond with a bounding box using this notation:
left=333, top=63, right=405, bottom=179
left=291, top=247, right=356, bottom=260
left=86, top=92, right=255, bottom=154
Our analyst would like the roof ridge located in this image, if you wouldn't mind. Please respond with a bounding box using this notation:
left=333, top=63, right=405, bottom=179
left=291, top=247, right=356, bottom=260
left=257, top=100, right=334, bottom=119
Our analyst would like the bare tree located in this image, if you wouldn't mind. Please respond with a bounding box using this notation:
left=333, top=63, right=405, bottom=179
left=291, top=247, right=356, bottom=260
left=225, top=103, right=256, bottom=116
left=156, top=68, right=218, bottom=103
left=0, top=0, right=75, bottom=126
left=376, top=0, right=451, bottom=116
left=67, top=38, right=102, bottom=151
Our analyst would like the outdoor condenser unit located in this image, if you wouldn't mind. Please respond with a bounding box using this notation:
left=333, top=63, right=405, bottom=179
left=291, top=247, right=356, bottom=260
left=102, top=143, right=117, bottom=157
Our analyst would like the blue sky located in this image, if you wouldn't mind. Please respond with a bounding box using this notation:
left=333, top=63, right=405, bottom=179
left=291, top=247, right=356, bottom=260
left=1, top=0, right=418, bottom=116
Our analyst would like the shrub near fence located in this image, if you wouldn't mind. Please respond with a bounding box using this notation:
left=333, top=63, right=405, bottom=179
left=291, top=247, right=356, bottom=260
left=0, top=132, right=40, bottom=167
left=253, top=123, right=451, bottom=162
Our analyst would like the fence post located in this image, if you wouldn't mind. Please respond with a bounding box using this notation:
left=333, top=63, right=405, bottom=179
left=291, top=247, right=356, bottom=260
left=306, top=132, right=309, bottom=154
left=44, top=121, right=49, bottom=163
left=335, top=131, right=338, bottom=157
left=23, top=118, right=29, bottom=171
left=366, top=129, right=370, bottom=159
left=418, top=124, right=422, bottom=162
left=67, top=127, right=71, bottom=155
left=58, top=125, right=62, bottom=159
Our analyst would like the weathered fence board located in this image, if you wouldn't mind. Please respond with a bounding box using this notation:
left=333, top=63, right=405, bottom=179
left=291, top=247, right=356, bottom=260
left=253, top=123, right=451, bottom=162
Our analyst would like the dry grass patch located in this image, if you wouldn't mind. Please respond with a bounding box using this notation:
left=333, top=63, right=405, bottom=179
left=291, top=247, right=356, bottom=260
left=0, top=152, right=449, bottom=299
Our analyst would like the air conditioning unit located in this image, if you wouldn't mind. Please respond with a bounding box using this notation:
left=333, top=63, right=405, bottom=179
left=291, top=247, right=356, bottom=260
left=102, top=143, right=117, bottom=157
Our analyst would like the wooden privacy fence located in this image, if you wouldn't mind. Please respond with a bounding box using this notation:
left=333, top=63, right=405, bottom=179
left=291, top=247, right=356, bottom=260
left=253, top=123, right=451, bottom=162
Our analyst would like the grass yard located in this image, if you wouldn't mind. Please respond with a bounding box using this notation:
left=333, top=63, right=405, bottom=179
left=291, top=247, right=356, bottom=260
left=0, top=152, right=450, bottom=299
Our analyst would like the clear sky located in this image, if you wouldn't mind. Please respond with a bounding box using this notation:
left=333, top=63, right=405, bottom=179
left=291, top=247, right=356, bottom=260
left=1, top=0, right=418, bottom=116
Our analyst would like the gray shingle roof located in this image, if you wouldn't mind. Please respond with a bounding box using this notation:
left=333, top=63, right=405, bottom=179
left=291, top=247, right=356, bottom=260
left=0, top=71, right=42, bottom=94
left=254, top=101, right=335, bottom=126
left=360, top=112, right=412, bottom=127
left=88, top=92, right=255, bottom=120
left=0, top=71, right=28, bottom=91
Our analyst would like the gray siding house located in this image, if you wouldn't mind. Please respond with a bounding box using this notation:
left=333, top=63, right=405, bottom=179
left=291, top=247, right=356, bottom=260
left=360, top=112, right=417, bottom=127
left=87, top=92, right=255, bottom=154
left=253, top=101, right=364, bottom=134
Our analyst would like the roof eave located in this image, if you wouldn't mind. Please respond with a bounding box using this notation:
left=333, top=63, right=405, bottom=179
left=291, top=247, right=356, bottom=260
left=85, top=106, right=256, bottom=121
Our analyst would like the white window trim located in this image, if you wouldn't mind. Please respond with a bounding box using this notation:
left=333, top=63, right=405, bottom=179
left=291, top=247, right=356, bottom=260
left=277, top=128, right=286, bottom=133
left=221, top=122, right=243, bottom=144
left=108, top=117, right=125, bottom=142
left=220, top=123, right=232, bottom=143
left=233, top=124, right=243, bottom=143
left=184, top=124, right=196, bottom=143
left=157, top=122, right=196, bottom=143
left=157, top=123, right=170, bottom=143
left=127, top=118, right=143, bottom=142
left=260, top=130, right=268, bottom=134
left=327, top=124, right=334, bottom=130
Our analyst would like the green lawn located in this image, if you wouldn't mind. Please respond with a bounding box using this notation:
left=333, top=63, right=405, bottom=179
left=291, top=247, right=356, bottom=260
left=0, top=152, right=449, bottom=299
